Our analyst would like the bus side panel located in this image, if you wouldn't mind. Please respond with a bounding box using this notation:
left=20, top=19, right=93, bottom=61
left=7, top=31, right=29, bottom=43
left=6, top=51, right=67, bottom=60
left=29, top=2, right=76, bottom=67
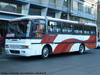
left=53, top=34, right=90, bottom=54
left=83, top=35, right=97, bottom=50
left=69, top=43, right=81, bottom=52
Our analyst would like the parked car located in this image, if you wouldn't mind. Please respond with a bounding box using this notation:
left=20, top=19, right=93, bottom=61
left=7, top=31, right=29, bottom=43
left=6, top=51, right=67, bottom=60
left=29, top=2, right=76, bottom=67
left=97, top=38, right=100, bottom=48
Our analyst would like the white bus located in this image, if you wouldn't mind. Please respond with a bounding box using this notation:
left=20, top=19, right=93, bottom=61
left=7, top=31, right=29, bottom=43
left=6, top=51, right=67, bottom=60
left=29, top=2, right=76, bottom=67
left=5, top=16, right=97, bottom=58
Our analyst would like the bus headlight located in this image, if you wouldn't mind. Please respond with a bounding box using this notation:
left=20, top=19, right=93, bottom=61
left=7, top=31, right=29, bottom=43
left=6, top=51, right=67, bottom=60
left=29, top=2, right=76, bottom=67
left=5, top=45, right=29, bottom=49
left=20, top=45, right=29, bottom=49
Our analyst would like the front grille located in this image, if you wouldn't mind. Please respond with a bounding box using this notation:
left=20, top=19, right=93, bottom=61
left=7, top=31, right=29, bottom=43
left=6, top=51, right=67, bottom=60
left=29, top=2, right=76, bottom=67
left=10, top=50, right=20, bottom=54
left=10, top=45, right=20, bottom=49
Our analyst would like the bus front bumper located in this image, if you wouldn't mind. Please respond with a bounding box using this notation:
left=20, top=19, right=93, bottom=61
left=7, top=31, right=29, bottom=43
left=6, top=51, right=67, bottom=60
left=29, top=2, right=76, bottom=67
left=5, top=49, right=31, bottom=57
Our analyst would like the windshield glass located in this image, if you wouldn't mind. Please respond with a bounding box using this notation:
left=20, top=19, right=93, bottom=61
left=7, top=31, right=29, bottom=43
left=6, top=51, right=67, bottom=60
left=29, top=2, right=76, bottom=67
left=7, top=20, right=31, bottom=38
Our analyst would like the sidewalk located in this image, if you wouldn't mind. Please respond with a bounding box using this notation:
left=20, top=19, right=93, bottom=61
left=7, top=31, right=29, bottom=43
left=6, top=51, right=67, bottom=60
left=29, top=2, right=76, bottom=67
left=0, top=47, right=7, bottom=59
left=0, top=47, right=5, bottom=56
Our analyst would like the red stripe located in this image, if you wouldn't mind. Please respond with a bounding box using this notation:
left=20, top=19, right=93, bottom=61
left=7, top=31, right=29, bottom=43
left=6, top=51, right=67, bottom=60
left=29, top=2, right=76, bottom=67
left=54, top=44, right=65, bottom=54
left=85, top=43, right=96, bottom=49
left=46, top=36, right=53, bottom=43
left=84, top=36, right=96, bottom=43
left=61, top=39, right=79, bottom=53
left=61, top=44, right=70, bottom=53
left=41, top=34, right=58, bottom=43
left=66, top=43, right=74, bottom=52
left=50, top=34, right=58, bottom=43
left=41, top=34, right=50, bottom=43
left=54, top=36, right=97, bottom=54
left=54, top=39, right=77, bottom=54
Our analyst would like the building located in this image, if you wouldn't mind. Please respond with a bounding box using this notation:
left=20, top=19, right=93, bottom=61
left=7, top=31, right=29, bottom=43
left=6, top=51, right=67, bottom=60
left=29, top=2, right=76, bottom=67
left=0, top=0, right=97, bottom=38
left=97, top=0, right=100, bottom=38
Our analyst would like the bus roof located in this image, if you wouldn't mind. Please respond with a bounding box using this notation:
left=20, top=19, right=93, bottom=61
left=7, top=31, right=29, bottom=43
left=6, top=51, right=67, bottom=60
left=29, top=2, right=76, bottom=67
left=10, top=16, right=96, bottom=26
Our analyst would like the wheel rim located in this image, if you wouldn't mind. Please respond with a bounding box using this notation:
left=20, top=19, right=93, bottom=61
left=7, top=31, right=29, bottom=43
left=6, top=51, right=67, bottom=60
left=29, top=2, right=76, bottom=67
left=43, top=48, right=49, bottom=58
left=80, top=45, right=84, bottom=53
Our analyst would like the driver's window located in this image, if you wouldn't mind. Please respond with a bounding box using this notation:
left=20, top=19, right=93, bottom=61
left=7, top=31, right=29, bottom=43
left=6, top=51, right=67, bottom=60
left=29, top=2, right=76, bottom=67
left=36, top=24, right=45, bottom=37
left=32, top=19, right=46, bottom=37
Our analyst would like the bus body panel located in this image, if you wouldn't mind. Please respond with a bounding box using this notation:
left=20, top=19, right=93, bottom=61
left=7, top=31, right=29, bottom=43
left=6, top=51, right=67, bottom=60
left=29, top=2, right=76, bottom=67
left=5, top=34, right=97, bottom=56
left=5, top=16, right=97, bottom=57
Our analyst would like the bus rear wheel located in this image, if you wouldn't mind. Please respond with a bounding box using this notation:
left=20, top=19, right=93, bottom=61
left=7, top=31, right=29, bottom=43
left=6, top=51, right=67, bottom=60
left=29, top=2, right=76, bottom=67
left=41, top=47, right=49, bottom=58
left=79, top=44, right=85, bottom=54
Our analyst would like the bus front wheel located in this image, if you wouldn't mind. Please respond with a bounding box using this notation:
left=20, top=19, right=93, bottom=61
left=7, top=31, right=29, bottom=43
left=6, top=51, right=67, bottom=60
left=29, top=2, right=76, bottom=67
left=79, top=44, right=85, bottom=54
left=41, top=46, right=49, bottom=58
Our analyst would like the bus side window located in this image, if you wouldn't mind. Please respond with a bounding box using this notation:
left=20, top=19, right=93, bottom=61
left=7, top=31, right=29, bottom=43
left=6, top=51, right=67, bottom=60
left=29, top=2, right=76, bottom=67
left=79, top=25, right=83, bottom=34
left=48, top=21, right=61, bottom=33
left=74, top=25, right=79, bottom=34
left=84, top=26, right=90, bottom=35
left=68, top=24, right=73, bottom=33
left=91, top=27, right=96, bottom=35
left=62, top=23, right=68, bottom=33
left=62, top=23, right=73, bottom=33
left=74, top=25, right=83, bottom=34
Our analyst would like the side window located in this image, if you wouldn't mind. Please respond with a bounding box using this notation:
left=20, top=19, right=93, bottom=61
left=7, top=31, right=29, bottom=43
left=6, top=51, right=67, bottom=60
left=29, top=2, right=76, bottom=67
left=84, top=26, right=90, bottom=35
left=32, top=19, right=46, bottom=37
left=62, top=23, right=73, bottom=33
left=79, top=25, right=83, bottom=34
left=48, top=21, right=61, bottom=33
left=74, top=25, right=83, bottom=34
left=91, top=27, right=96, bottom=35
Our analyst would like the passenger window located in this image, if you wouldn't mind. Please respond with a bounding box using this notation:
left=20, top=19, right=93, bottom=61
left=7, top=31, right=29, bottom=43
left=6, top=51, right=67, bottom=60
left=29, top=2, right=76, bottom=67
left=91, top=27, right=96, bottom=35
left=62, top=23, right=73, bottom=33
left=48, top=21, right=61, bottom=33
left=62, top=23, right=69, bottom=33
left=84, top=26, right=90, bottom=35
left=74, top=25, right=83, bottom=34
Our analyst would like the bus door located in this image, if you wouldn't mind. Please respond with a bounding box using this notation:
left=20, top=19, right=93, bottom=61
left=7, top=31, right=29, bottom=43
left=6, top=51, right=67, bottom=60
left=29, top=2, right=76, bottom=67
left=32, top=19, right=46, bottom=38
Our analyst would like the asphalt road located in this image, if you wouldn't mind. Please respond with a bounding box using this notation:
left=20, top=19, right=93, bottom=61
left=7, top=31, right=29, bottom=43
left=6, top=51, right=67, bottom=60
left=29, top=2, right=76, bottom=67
left=0, top=49, right=100, bottom=75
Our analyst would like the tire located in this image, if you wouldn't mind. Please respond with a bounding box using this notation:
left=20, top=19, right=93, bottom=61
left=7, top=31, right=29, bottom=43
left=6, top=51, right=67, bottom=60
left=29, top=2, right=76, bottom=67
left=41, top=47, right=49, bottom=58
left=79, top=44, right=85, bottom=54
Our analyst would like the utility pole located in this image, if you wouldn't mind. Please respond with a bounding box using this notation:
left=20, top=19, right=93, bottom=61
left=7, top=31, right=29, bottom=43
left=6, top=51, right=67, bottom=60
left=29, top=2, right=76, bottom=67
left=67, top=0, right=71, bottom=20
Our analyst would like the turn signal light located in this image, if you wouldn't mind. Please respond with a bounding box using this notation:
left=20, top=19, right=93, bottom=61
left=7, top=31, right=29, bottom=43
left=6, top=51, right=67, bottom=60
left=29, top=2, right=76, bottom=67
left=25, top=46, right=28, bottom=48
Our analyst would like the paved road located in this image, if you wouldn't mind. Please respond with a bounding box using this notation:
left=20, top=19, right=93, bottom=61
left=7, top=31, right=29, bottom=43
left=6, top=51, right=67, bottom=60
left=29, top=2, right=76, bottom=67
left=0, top=49, right=100, bottom=75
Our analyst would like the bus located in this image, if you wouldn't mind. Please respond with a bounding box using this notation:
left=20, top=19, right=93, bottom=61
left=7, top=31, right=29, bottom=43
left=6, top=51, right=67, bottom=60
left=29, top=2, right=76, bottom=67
left=5, top=16, right=97, bottom=58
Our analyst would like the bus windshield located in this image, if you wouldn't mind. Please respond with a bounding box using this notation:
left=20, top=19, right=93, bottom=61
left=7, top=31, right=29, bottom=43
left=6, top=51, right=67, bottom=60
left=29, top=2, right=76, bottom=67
left=7, top=20, right=31, bottom=38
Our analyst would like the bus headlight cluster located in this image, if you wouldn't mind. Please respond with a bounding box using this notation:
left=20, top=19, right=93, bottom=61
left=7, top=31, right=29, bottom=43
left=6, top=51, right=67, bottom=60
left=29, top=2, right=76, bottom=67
left=20, top=45, right=29, bottom=49
left=5, top=45, right=29, bottom=49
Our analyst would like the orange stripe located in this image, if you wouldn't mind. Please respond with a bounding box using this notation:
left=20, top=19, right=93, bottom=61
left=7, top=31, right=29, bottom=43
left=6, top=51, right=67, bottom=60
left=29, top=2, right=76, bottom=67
left=66, top=43, right=74, bottom=52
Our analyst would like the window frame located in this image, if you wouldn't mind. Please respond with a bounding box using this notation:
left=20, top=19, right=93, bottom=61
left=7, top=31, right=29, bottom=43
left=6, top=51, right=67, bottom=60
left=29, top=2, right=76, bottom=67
left=31, top=19, right=46, bottom=38
left=48, top=20, right=62, bottom=34
left=73, top=24, right=83, bottom=35
left=90, top=26, right=96, bottom=35
left=47, top=20, right=96, bottom=36
left=83, top=25, right=91, bottom=35
left=62, top=22, right=73, bottom=34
